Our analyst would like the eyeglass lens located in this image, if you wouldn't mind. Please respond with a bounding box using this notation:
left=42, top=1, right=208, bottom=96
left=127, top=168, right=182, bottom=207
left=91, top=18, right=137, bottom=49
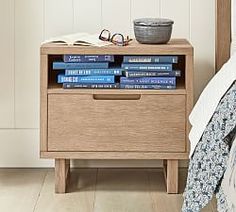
left=100, top=30, right=110, bottom=41
left=111, top=34, right=124, bottom=44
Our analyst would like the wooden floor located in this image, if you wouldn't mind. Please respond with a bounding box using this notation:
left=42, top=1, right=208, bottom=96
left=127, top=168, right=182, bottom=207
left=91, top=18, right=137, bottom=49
left=0, top=168, right=216, bottom=212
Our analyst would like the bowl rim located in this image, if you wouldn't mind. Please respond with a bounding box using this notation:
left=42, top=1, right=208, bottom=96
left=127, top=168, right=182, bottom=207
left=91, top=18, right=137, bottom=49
left=133, top=18, right=174, bottom=27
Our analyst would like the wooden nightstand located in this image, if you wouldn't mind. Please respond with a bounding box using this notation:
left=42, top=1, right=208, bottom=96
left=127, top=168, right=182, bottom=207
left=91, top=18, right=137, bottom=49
left=40, top=39, right=193, bottom=194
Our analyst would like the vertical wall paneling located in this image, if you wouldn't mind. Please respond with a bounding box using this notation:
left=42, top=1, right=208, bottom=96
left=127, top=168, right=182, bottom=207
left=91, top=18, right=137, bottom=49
left=130, top=0, right=160, bottom=37
left=191, top=0, right=215, bottom=100
left=0, top=0, right=14, bottom=128
left=73, top=0, right=102, bottom=33
left=161, top=0, right=190, bottom=39
left=44, top=0, right=74, bottom=39
left=102, top=0, right=131, bottom=36
left=15, top=0, right=44, bottom=128
left=0, top=129, right=53, bottom=167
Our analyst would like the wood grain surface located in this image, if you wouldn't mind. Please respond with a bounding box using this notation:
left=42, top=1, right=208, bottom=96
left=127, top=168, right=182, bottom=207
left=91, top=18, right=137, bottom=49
left=48, top=94, right=186, bottom=152
left=216, top=0, right=231, bottom=71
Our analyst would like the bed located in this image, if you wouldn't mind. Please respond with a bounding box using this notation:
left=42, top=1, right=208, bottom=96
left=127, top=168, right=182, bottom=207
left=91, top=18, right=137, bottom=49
left=182, top=1, right=236, bottom=211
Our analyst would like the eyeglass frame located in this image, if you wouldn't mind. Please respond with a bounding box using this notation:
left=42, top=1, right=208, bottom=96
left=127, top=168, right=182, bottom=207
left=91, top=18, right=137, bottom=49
left=99, top=29, right=132, bottom=46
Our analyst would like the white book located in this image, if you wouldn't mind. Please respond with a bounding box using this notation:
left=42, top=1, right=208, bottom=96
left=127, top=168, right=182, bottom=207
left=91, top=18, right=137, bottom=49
left=42, top=32, right=111, bottom=47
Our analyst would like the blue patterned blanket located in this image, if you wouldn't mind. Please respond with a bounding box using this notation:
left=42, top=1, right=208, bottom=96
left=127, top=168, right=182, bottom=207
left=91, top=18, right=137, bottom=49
left=218, top=130, right=236, bottom=211
left=182, top=81, right=236, bottom=212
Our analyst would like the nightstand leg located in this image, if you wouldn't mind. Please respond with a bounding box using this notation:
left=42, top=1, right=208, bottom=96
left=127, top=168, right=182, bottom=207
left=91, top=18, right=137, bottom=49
left=55, top=159, right=70, bottom=193
left=164, top=159, right=179, bottom=194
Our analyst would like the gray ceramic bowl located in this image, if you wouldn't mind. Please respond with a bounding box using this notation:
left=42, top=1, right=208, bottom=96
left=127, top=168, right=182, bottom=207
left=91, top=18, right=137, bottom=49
left=134, top=18, right=174, bottom=44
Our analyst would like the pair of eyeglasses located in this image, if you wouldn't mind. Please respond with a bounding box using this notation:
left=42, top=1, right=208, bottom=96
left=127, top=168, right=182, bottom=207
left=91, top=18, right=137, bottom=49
left=99, top=29, right=132, bottom=46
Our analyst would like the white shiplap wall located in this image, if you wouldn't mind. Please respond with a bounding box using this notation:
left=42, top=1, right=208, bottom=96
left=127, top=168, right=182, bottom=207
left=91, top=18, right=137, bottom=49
left=0, top=0, right=14, bottom=128
left=0, top=0, right=215, bottom=167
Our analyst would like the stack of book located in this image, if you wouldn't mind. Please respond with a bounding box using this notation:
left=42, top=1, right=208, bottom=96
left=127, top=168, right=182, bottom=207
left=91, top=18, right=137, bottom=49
left=120, top=56, right=180, bottom=89
left=53, top=55, right=181, bottom=90
left=53, top=55, right=122, bottom=89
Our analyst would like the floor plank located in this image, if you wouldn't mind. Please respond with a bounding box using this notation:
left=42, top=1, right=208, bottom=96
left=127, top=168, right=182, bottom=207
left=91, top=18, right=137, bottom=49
left=148, top=168, right=184, bottom=212
left=0, top=168, right=218, bottom=212
left=34, top=169, right=97, bottom=212
left=94, top=169, right=154, bottom=212
left=0, top=169, right=46, bottom=212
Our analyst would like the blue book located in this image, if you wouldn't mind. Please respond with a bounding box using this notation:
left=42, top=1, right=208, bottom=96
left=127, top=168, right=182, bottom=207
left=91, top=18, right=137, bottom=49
left=120, top=77, right=176, bottom=85
left=63, top=83, right=119, bottom=89
left=64, top=55, right=114, bottom=63
left=120, top=84, right=176, bottom=90
left=65, top=68, right=123, bottom=76
left=123, top=56, right=178, bottom=64
left=121, top=63, right=172, bottom=71
left=57, top=75, right=115, bottom=84
left=124, top=70, right=181, bottom=77
left=53, top=62, right=109, bottom=70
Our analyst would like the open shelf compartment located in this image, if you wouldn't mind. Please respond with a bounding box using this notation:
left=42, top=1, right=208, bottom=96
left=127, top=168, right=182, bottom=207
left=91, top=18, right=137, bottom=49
left=47, top=54, right=186, bottom=94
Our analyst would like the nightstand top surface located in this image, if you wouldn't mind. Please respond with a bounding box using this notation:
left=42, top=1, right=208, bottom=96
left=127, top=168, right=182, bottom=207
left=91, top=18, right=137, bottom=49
left=41, top=39, right=193, bottom=55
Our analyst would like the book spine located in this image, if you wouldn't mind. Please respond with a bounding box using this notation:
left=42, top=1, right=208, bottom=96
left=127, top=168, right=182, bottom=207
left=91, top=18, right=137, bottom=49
left=65, top=69, right=122, bottom=76
left=63, top=83, right=119, bottom=89
left=120, top=77, right=176, bottom=85
left=123, top=56, right=178, bottom=64
left=120, top=84, right=176, bottom=89
left=64, top=55, right=114, bottom=63
left=57, top=75, right=115, bottom=84
left=121, top=63, right=172, bottom=71
left=53, top=62, right=109, bottom=70
left=125, top=70, right=181, bottom=77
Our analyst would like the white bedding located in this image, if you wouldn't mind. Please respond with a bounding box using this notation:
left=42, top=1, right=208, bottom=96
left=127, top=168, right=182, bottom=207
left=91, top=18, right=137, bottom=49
left=189, top=53, right=236, bottom=157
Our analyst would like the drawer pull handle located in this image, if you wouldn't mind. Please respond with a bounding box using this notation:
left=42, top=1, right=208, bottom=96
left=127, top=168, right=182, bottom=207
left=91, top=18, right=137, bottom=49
left=93, top=94, right=141, bottom=100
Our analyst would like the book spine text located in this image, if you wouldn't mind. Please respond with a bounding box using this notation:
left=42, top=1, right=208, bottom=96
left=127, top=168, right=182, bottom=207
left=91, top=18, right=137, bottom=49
left=64, top=55, right=114, bottom=63
left=57, top=75, right=115, bottom=84
left=120, top=77, right=176, bottom=85
left=124, top=70, right=181, bottom=77
left=120, top=84, right=176, bottom=89
left=63, top=83, right=119, bottom=89
left=123, top=56, right=178, bottom=63
left=65, top=69, right=122, bottom=76
left=121, top=63, right=172, bottom=71
left=53, top=62, right=109, bottom=70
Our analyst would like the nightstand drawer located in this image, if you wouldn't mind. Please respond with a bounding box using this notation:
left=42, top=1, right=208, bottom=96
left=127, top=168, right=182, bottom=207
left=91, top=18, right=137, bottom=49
left=48, top=94, right=186, bottom=152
